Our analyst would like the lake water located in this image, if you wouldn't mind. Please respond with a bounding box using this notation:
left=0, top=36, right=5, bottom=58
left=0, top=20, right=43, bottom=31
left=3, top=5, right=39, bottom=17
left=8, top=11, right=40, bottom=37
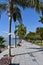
left=4, top=37, right=19, bottom=46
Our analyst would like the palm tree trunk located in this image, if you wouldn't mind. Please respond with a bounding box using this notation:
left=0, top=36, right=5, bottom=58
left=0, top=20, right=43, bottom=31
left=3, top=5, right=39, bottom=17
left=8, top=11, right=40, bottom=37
left=8, top=0, right=13, bottom=57
left=15, top=22, right=16, bottom=47
left=8, top=16, right=12, bottom=57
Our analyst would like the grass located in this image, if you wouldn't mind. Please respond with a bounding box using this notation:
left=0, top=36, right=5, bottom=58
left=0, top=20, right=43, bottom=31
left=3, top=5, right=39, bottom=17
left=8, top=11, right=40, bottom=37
left=32, top=41, right=43, bottom=48
left=37, top=42, right=43, bottom=48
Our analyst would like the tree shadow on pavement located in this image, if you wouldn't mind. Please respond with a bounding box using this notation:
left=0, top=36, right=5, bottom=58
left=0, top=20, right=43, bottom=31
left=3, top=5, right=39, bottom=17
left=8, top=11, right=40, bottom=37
left=27, top=47, right=43, bottom=49
left=9, top=63, right=19, bottom=65
left=12, top=48, right=43, bottom=57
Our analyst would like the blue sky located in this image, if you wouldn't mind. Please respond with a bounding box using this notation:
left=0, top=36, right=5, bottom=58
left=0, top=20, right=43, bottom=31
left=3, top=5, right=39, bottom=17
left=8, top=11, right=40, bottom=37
left=0, top=0, right=43, bottom=37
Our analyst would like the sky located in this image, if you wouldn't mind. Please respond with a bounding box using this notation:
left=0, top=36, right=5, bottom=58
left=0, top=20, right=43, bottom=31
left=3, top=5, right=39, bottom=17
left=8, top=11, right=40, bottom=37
left=0, top=0, right=43, bottom=37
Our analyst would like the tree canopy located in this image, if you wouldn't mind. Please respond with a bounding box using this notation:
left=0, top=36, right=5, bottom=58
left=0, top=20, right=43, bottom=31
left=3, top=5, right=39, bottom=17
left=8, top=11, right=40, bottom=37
left=14, top=24, right=26, bottom=39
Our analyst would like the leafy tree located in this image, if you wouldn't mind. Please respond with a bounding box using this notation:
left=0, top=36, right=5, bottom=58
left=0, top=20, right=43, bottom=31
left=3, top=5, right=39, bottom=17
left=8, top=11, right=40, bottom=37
left=36, top=27, right=40, bottom=34
left=36, top=27, right=43, bottom=42
left=26, top=31, right=40, bottom=40
left=26, top=32, right=36, bottom=41
left=14, top=24, right=26, bottom=41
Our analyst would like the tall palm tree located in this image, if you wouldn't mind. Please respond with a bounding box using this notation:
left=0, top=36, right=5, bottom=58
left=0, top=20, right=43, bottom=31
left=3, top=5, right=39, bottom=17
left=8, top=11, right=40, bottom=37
left=13, top=7, right=22, bottom=47
left=0, top=2, right=22, bottom=56
left=0, top=0, right=43, bottom=57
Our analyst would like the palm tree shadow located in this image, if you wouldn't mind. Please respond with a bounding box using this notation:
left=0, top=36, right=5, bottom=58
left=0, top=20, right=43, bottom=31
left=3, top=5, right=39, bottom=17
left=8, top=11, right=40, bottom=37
left=12, top=48, right=43, bottom=57
left=10, top=48, right=43, bottom=65
left=27, top=47, right=43, bottom=49
left=9, top=63, right=19, bottom=65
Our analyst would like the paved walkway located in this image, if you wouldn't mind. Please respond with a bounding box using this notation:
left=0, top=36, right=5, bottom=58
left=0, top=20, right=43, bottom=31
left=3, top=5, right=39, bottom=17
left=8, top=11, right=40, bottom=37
left=11, top=40, right=43, bottom=65
left=0, top=40, right=43, bottom=65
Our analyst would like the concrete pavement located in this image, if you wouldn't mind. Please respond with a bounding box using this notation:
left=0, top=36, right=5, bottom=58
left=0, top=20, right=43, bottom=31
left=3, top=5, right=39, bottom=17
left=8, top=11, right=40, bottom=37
left=0, top=40, right=43, bottom=65
left=12, top=40, right=43, bottom=65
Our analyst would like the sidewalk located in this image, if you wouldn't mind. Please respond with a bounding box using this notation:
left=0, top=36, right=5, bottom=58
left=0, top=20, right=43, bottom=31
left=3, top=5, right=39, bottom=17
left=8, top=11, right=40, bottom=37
left=11, top=40, right=43, bottom=65
left=0, top=40, right=43, bottom=65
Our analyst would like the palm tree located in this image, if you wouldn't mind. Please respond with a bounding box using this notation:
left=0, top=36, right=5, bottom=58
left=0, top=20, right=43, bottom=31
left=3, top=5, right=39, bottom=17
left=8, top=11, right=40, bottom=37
left=0, top=1, right=22, bottom=56
left=0, top=36, right=6, bottom=53
left=0, top=0, right=43, bottom=57
left=0, top=36, right=6, bottom=44
left=13, top=7, right=22, bottom=47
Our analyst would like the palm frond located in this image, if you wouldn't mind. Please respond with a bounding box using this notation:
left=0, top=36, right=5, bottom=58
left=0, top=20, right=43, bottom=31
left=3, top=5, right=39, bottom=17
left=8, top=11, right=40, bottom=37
left=16, top=11, right=22, bottom=24
left=39, top=16, right=43, bottom=23
left=0, top=3, right=7, bottom=16
left=14, top=29, right=18, bottom=34
left=13, top=0, right=40, bottom=9
left=13, top=6, right=22, bottom=24
left=6, top=0, right=43, bottom=14
left=13, top=0, right=30, bottom=8
left=39, top=2, right=43, bottom=15
left=33, top=0, right=40, bottom=13
left=0, top=3, right=7, bottom=11
left=13, top=6, right=20, bottom=13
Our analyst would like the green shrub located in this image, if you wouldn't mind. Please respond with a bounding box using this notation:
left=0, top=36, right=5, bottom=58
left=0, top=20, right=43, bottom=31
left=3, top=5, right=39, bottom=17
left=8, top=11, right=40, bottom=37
left=0, top=44, right=6, bottom=48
